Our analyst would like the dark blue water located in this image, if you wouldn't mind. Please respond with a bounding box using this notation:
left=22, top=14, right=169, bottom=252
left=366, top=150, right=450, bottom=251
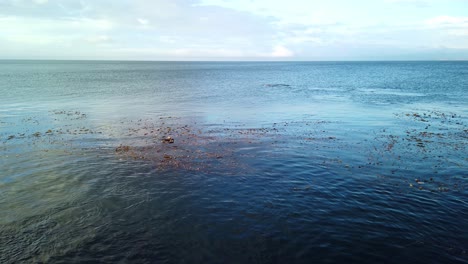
left=1, top=61, right=467, bottom=263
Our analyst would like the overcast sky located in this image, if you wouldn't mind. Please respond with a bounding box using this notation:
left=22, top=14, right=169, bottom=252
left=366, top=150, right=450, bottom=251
left=1, top=0, right=467, bottom=60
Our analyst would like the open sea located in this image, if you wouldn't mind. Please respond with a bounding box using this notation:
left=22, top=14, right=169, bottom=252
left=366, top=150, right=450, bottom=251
left=0, top=61, right=467, bottom=263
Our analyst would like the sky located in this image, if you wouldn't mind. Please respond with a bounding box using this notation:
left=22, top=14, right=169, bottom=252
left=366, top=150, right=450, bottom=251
left=0, top=0, right=468, bottom=60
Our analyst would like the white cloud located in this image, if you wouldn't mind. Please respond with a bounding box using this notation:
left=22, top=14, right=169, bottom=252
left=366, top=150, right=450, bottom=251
left=270, top=45, right=294, bottom=57
left=159, top=36, right=177, bottom=44
left=425, top=16, right=468, bottom=27
left=77, top=18, right=113, bottom=30
left=137, top=18, right=149, bottom=25
left=0, top=14, right=117, bottom=56
left=448, top=29, right=468, bottom=36
left=0, top=15, right=113, bottom=37
left=384, top=0, right=431, bottom=7
left=170, top=48, right=247, bottom=57
left=109, top=46, right=260, bottom=59
left=5, top=35, right=57, bottom=45
left=33, top=0, right=48, bottom=4
left=86, top=35, right=112, bottom=43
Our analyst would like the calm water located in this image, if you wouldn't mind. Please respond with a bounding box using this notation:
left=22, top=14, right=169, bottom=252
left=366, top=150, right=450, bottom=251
left=1, top=61, right=467, bottom=263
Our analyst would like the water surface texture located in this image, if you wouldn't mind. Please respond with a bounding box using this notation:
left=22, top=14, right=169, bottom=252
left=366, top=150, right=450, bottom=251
left=1, top=61, right=467, bottom=263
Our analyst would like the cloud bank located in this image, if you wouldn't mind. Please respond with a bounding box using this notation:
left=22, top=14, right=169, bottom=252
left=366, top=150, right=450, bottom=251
left=0, top=0, right=467, bottom=60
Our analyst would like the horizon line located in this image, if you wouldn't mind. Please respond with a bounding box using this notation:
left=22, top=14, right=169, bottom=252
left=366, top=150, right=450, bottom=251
left=1, top=59, right=468, bottom=63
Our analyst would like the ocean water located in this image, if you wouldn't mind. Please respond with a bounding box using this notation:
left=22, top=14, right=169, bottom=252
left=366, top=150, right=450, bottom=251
left=0, top=61, right=467, bottom=263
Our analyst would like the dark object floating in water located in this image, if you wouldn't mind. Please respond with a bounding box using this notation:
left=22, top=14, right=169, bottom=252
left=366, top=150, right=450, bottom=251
left=163, top=136, right=174, bottom=143
left=115, top=145, right=131, bottom=152
left=264, top=83, right=291, bottom=88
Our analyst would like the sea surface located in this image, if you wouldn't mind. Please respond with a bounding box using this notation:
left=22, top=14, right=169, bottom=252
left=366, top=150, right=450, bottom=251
left=0, top=61, right=467, bottom=263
